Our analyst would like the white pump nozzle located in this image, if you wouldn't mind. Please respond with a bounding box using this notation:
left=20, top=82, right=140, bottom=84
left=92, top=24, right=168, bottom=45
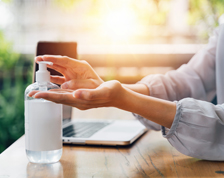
left=36, top=61, right=53, bottom=82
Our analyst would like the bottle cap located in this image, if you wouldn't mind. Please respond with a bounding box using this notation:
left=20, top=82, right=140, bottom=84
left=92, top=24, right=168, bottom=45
left=36, top=61, right=53, bottom=82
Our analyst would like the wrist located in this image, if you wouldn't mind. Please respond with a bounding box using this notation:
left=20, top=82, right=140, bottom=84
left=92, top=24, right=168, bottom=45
left=116, top=86, right=176, bottom=129
left=111, top=81, right=128, bottom=108
left=114, top=85, right=138, bottom=112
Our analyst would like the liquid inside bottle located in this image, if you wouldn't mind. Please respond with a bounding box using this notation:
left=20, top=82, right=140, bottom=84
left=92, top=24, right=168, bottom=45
left=26, top=149, right=62, bottom=164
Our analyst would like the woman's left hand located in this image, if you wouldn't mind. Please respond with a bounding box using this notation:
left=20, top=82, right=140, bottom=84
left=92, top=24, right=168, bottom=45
left=28, top=80, right=125, bottom=110
left=28, top=80, right=176, bottom=128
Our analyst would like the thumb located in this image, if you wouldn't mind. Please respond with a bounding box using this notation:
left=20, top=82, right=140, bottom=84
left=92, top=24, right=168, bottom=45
left=73, top=87, right=108, bottom=100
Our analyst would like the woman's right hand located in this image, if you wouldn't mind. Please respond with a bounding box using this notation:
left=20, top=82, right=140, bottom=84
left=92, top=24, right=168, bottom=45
left=35, top=55, right=104, bottom=90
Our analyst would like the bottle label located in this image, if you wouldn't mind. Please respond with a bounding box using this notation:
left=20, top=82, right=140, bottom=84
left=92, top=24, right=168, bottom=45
left=25, top=100, right=62, bottom=151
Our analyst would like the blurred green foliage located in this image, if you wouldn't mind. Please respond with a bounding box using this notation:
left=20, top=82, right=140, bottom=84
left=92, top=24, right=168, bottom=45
left=0, top=32, right=19, bottom=69
left=188, top=0, right=224, bottom=26
left=0, top=30, right=32, bottom=153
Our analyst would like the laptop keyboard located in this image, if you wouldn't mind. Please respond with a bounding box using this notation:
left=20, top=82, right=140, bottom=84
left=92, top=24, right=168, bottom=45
left=63, top=122, right=111, bottom=138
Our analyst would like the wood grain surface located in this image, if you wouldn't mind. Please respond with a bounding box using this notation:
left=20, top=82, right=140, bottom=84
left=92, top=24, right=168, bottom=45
left=1, top=108, right=224, bottom=178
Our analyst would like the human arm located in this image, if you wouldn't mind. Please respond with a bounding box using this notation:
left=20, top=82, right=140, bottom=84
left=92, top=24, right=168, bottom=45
left=32, top=48, right=224, bottom=160
left=29, top=80, right=176, bottom=128
left=137, top=27, right=219, bottom=102
left=130, top=27, right=219, bottom=131
left=162, top=98, right=224, bottom=161
left=29, top=82, right=224, bottom=161
left=107, top=27, right=219, bottom=102
left=34, top=26, right=219, bottom=133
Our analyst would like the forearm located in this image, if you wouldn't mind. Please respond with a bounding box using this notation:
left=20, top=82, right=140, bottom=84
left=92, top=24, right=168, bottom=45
left=117, top=86, right=176, bottom=128
left=122, top=83, right=149, bottom=95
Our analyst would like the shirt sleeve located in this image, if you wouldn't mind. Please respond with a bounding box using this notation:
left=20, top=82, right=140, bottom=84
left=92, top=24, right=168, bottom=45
left=134, top=27, right=219, bottom=131
left=163, top=98, right=224, bottom=161
left=139, top=27, right=219, bottom=102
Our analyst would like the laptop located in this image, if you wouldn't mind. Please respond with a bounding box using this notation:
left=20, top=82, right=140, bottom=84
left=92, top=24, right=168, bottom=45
left=34, top=41, right=147, bottom=146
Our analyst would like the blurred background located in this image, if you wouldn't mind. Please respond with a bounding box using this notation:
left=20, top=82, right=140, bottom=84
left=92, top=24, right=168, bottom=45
left=0, top=0, right=223, bottom=153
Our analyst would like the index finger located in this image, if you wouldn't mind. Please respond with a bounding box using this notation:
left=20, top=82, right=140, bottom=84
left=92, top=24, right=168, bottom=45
left=36, top=55, right=80, bottom=68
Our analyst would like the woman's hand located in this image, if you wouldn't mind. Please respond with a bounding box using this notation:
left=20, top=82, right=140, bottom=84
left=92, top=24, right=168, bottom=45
left=29, top=79, right=176, bottom=128
left=35, top=55, right=104, bottom=90
left=28, top=80, right=125, bottom=110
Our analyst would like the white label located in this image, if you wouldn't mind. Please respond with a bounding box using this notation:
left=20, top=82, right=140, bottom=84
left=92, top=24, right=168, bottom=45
left=25, top=100, right=62, bottom=151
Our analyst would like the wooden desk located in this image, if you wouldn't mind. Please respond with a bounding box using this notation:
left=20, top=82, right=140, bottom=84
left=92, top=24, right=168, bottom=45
left=1, top=108, right=224, bottom=178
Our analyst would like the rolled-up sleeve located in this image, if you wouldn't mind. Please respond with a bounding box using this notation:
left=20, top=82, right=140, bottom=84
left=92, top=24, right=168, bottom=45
left=134, top=27, right=219, bottom=131
left=139, top=27, right=218, bottom=102
left=163, top=98, right=224, bottom=161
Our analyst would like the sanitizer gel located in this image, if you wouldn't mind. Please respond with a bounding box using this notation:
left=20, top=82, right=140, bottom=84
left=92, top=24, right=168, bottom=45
left=24, top=61, right=63, bottom=164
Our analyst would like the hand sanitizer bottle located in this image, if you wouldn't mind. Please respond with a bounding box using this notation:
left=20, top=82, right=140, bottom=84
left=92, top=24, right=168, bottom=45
left=24, top=61, right=63, bottom=164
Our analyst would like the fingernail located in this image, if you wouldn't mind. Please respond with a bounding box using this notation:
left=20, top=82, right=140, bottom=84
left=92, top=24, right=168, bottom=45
left=61, top=82, right=68, bottom=89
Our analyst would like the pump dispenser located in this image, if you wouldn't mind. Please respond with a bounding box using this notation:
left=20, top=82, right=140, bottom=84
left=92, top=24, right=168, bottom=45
left=36, top=61, right=52, bottom=83
left=24, top=61, right=62, bottom=164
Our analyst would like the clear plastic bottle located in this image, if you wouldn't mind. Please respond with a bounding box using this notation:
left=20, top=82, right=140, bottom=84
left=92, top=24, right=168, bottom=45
left=25, top=61, right=63, bottom=164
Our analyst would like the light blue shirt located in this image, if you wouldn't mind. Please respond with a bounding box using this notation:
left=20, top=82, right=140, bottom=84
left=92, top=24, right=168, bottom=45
left=134, top=24, right=224, bottom=161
